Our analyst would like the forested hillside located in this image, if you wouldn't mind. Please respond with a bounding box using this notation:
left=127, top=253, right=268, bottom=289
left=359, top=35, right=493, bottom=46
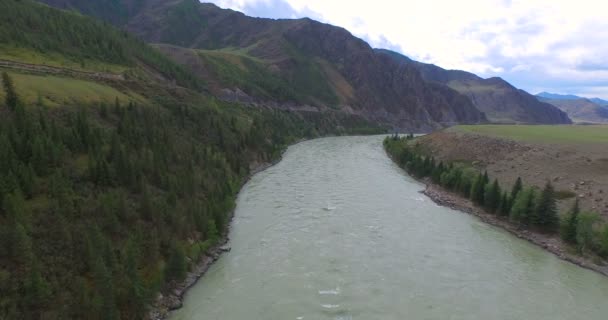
left=0, top=0, right=201, bottom=89
left=0, top=1, right=383, bottom=319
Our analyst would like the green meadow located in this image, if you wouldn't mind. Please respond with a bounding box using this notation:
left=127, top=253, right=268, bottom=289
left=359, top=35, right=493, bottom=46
left=453, top=124, right=608, bottom=143
left=0, top=71, right=145, bottom=107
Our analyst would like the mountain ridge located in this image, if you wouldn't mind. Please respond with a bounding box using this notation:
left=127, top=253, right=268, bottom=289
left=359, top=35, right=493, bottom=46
left=537, top=92, right=608, bottom=106
left=37, top=0, right=574, bottom=127
left=36, top=0, right=488, bottom=130
left=376, top=49, right=571, bottom=124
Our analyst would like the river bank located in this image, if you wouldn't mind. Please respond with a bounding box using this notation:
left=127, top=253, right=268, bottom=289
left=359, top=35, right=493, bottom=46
left=422, top=181, right=608, bottom=277
left=147, top=138, right=312, bottom=320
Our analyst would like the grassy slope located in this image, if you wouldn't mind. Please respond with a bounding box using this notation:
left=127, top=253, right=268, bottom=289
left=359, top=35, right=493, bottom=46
left=197, top=50, right=302, bottom=102
left=165, top=45, right=346, bottom=107
left=453, top=125, right=608, bottom=143
left=0, top=45, right=129, bottom=74
left=0, top=72, right=145, bottom=107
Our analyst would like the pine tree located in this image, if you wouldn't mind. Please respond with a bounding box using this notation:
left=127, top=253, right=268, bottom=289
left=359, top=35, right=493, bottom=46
left=470, top=172, right=486, bottom=205
left=431, top=162, right=444, bottom=184
left=510, top=187, right=536, bottom=226
left=560, top=199, right=580, bottom=244
left=510, top=177, right=523, bottom=200
left=123, top=240, right=147, bottom=319
left=23, top=260, right=51, bottom=315
left=576, top=212, right=599, bottom=254
left=498, top=191, right=510, bottom=216
left=458, top=174, right=473, bottom=198
left=534, top=181, right=559, bottom=231
left=3, top=190, right=29, bottom=226
left=165, top=242, right=187, bottom=282
left=92, top=255, right=118, bottom=320
left=2, top=72, right=18, bottom=110
left=11, top=222, right=33, bottom=271
left=484, top=179, right=501, bottom=213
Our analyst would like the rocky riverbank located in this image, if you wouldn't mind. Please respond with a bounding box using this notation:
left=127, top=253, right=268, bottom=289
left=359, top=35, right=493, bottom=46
left=422, top=180, right=608, bottom=277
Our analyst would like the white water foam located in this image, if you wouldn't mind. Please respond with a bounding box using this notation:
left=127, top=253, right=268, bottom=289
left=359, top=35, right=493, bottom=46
left=318, top=287, right=341, bottom=295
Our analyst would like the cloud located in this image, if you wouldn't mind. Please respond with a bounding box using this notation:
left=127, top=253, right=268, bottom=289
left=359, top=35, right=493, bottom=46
left=206, top=0, right=608, bottom=98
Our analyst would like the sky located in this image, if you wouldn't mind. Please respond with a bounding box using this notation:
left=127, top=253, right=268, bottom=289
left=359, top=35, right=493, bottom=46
left=206, top=0, right=608, bottom=99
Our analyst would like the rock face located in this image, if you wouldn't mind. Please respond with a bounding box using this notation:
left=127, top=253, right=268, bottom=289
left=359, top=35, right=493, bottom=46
left=377, top=49, right=572, bottom=124
left=38, top=0, right=486, bottom=131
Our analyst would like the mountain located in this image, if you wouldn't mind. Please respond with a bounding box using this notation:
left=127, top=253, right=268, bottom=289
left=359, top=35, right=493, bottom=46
left=538, top=97, right=608, bottom=123
left=535, top=92, right=608, bottom=122
left=38, top=0, right=487, bottom=131
left=537, top=92, right=608, bottom=107
left=590, top=98, right=608, bottom=106
left=536, top=92, right=583, bottom=100
left=377, top=50, right=571, bottom=124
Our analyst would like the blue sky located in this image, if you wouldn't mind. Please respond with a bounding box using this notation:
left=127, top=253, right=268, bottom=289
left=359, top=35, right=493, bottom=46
left=207, top=0, right=608, bottom=99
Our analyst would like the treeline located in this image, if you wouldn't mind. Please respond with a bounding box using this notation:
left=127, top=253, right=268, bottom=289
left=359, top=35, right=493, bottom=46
left=0, top=0, right=201, bottom=89
left=0, top=71, right=382, bottom=320
left=384, top=135, right=608, bottom=258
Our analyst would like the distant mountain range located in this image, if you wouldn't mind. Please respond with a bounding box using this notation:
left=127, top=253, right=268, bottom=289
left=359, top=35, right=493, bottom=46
left=536, top=93, right=608, bottom=123
left=537, top=92, right=608, bottom=106
left=38, top=0, right=573, bottom=128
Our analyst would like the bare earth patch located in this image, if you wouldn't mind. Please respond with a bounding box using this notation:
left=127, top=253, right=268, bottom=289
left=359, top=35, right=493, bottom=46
left=417, top=130, right=608, bottom=220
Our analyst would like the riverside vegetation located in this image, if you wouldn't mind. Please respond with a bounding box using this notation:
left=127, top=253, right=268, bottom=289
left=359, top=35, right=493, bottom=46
left=0, top=1, right=383, bottom=317
left=384, top=135, right=608, bottom=260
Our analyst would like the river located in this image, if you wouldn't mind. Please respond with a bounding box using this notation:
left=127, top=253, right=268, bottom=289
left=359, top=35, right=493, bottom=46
left=170, top=135, right=608, bottom=320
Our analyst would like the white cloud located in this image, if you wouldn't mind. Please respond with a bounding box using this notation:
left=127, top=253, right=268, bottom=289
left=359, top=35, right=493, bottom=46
left=208, top=0, right=608, bottom=98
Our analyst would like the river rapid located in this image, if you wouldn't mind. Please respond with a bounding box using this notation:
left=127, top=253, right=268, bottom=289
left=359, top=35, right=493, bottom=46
left=170, top=135, right=608, bottom=320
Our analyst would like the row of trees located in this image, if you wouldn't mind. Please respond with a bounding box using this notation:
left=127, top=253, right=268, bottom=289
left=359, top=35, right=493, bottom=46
left=0, top=71, right=382, bottom=319
left=384, top=136, right=608, bottom=257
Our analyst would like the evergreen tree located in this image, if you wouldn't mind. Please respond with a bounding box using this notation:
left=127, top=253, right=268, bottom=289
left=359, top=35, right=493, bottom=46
left=470, top=172, right=486, bottom=205
left=510, top=177, right=523, bottom=200
left=533, top=181, right=559, bottom=231
left=484, top=179, right=501, bottom=213
left=165, top=242, right=187, bottom=282
left=599, top=226, right=608, bottom=258
left=576, top=212, right=599, bottom=254
left=123, top=240, right=147, bottom=319
left=10, top=222, right=33, bottom=270
left=561, top=199, right=580, bottom=244
left=497, top=191, right=510, bottom=216
left=482, top=171, right=489, bottom=185
left=23, top=260, right=51, bottom=315
left=3, top=190, right=29, bottom=226
left=510, top=187, right=536, bottom=226
left=2, top=72, right=18, bottom=110
left=458, top=173, right=473, bottom=198
left=92, top=255, right=118, bottom=320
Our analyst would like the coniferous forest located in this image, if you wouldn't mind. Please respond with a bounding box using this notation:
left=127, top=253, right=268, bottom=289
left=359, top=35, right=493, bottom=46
left=0, top=67, right=381, bottom=319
